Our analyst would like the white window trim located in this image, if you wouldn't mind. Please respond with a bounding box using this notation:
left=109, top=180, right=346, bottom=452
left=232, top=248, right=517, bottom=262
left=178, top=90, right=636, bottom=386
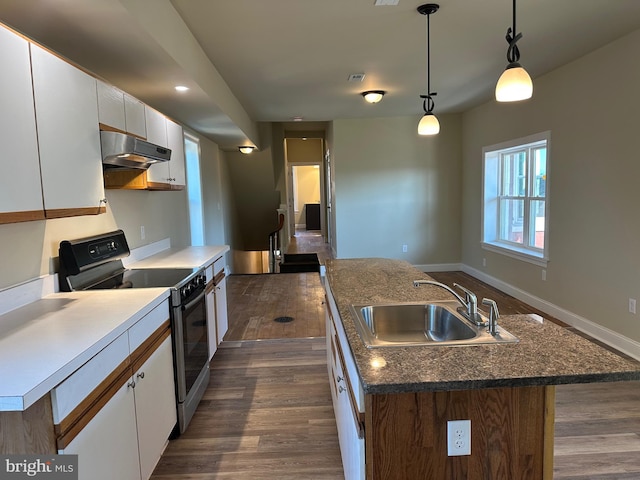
left=481, top=131, right=551, bottom=267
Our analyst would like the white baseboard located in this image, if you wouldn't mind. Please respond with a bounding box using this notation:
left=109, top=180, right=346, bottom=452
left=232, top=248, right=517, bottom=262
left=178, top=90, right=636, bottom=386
left=462, top=264, right=640, bottom=362
left=416, top=263, right=463, bottom=273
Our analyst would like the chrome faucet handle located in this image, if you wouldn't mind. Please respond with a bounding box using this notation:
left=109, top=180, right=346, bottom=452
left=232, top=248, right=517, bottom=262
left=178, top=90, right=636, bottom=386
left=482, top=298, right=500, bottom=336
left=453, top=283, right=477, bottom=315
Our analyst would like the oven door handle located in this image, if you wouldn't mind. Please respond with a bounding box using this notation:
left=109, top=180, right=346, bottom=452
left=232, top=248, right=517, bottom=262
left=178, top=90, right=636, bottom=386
left=181, top=289, right=206, bottom=311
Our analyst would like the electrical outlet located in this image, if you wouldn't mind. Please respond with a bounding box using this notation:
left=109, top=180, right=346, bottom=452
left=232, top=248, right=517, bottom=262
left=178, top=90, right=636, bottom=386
left=402, top=244, right=408, bottom=253
left=541, top=269, right=546, bottom=281
left=140, top=225, right=146, bottom=240
left=629, top=298, right=636, bottom=315
left=447, top=420, right=471, bottom=456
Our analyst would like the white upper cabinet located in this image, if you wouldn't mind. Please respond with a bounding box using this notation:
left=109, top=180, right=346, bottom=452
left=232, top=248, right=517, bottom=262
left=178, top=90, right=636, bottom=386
left=144, top=106, right=168, bottom=148
left=97, top=80, right=126, bottom=132
left=98, top=81, right=147, bottom=139
left=124, top=94, right=147, bottom=138
left=30, top=44, right=105, bottom=218
left=146, top=107, right=185, bottom=189
left=0, top=26, right=44, bottom=223
left=145, top=107, right=171, bottom=186
left=166, top=118, right=186, bottom=187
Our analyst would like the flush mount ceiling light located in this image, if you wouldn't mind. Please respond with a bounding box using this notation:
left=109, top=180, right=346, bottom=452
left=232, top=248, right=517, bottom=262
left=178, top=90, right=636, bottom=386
left=495, top=0, right=533, bottom=102
left=238, top=146, right=255, bottom=154
left=417, top=4, right=440, bottom=136
left=174, top=85, right=189, bottom=92
left=361, top=90, right=386, bottom=104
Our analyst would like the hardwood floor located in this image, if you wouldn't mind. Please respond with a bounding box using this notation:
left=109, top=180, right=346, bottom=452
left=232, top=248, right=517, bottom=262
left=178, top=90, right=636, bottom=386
left=225, top=272, right=326, bottom=341
left=286, top=229, right=333, bottom=264
left=554, top=381, right=640, bottom=479
left=152, top=234, right=640, bottom=478
left=150, top=338, right=344, bottom=480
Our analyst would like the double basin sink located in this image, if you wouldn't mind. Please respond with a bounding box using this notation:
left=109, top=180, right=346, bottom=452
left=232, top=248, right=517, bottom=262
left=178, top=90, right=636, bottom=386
left=350, top=300, right=519, bottom=348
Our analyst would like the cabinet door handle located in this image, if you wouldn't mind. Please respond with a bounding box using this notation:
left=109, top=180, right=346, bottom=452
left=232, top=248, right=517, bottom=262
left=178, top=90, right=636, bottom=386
left=136, top=372, right=145, bottom=380
left=338, top=386, right=346, bottom=394
left=127, top=380, right=136, bottom=389
left=337, top=375, right=344, bottom=383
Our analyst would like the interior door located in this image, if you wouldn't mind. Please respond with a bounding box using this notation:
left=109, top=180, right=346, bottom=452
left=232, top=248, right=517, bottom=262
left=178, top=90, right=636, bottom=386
left=324, top=149, right=332, bottom=245
left=286, top=163, right=295, bottom=239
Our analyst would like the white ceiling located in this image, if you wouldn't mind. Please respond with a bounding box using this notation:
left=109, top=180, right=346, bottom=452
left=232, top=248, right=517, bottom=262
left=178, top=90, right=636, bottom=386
left=1, top=0, right=640, bottom=149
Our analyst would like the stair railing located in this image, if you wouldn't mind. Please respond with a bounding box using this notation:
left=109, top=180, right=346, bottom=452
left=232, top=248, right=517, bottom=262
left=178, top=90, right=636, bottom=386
left=268, top=213, right=285, bottom=273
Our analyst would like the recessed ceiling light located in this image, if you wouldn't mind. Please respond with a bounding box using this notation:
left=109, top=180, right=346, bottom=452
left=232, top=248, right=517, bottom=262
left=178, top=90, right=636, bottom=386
left=293, top=116, right=303, bottom=122
left=175, top=85, right=189, bottom=92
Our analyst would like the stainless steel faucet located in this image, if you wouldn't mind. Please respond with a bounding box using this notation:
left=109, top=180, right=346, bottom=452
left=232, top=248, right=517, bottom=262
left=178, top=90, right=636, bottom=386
left=413, top=280, right=487, bottom=326
left=482, top=298, right=500, bottom=335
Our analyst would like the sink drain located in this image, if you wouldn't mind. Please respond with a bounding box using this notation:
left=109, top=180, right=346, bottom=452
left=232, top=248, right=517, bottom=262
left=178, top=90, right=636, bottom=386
left=274, top=316, right=294, bottom=323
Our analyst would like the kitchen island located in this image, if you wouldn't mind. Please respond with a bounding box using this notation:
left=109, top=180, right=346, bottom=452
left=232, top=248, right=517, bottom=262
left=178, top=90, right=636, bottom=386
left=323, top=258, right=640, bottom=480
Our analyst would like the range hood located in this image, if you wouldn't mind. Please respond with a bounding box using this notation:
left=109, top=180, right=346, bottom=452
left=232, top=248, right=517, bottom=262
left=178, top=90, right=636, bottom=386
left=101, top=131, right=171, bottom=170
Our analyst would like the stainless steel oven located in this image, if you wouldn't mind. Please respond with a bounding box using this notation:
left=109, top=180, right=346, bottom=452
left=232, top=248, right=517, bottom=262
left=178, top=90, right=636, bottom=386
left=170, top=275, right=209, bottom=432
left=58, top=230, right=210, bottom=434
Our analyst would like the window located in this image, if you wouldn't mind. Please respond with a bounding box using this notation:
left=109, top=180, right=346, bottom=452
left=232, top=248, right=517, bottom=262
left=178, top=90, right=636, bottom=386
left=482, top=131, right=550, bottom=266
left=184, top=133, right=205, bottom=246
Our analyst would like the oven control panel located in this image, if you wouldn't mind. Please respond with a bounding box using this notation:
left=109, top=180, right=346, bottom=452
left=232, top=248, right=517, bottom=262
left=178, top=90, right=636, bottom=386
left=180, top=273, right=206, bottom=303
left=59, top=229, right=130, bottom=276
left=88, top=239, right=124, bottom=259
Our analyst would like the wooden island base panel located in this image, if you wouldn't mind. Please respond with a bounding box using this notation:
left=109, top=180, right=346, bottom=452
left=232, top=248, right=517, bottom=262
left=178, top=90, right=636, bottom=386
left=366, top=386, right=554, bottom=480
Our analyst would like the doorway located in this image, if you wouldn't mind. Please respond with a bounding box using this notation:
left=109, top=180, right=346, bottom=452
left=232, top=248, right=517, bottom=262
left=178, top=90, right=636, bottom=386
left=284, top=137, right=326, bottom=242
left=292, top=165, right=321, bottom=231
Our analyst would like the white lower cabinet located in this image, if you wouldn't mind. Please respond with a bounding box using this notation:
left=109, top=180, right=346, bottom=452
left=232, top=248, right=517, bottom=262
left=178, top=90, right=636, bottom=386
left=53, top=301, right=176, bottom=480
left=215, top=275, right=228, bottom=344
left=61, top=380, right=140, bottom=480
left=205, top=279, right=218, bottom=360
left=326, top=291, right=365, bottom=480
left=134, top=336, right=177, bottom=480
left=205, top=257, right=229, bottom=356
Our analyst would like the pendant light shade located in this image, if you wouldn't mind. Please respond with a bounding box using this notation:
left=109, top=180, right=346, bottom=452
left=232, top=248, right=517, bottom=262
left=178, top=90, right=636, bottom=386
left=495, top=0, right=533, bottom=102
left=495, top=64, right=533, bottom=102
left=417, top=4, right=440, bottom=136
left=418, top=113, right=440, bottom=135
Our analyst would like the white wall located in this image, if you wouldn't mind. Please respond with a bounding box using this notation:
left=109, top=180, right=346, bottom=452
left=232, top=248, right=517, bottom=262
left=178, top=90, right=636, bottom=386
left=332, top=114, right=462, bottom=265
left=461, top=29, right=640, bottom=343
left=198, top=133, right=227, bottom=246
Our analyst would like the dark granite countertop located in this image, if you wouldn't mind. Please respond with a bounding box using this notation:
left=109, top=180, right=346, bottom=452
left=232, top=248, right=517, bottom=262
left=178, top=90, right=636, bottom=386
left=323, top=258, right=640, bottom=395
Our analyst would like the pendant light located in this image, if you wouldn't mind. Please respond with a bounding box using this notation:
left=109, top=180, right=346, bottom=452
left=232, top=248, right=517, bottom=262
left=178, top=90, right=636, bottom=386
left=417, top=4, right=440, bottom=136
left=495, top=0, right=533, bottom=102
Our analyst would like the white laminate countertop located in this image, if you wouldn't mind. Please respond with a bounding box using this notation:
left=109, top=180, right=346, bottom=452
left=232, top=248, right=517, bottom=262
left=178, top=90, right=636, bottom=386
left=130, top=245, right=230, bottom=269
left=0, top=288, right=169, bottom=412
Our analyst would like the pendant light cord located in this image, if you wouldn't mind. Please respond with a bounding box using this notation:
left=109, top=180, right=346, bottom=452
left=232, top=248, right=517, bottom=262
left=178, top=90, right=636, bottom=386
left=505, top=0, right=522, bottom=64
left=421, top=10, right=437, bottom=114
